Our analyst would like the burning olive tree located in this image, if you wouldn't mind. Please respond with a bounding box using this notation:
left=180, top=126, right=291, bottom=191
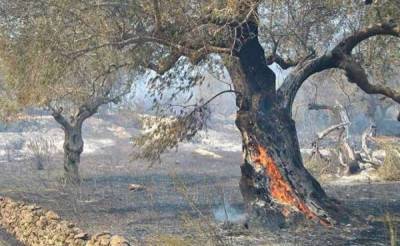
left=132, top=0, right=400, bottom=227
left=1, top=0, right=400, bottom=226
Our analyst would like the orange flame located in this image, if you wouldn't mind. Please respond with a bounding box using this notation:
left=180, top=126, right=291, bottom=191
left=253, top=145, right=331, bottom=226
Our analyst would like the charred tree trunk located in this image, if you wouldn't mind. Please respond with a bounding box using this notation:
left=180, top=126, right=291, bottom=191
left=227, top=22, right=342, bottom=227
left=63, top=124, right=84, bottom=185
left=221, top=18, right=400, bottom=228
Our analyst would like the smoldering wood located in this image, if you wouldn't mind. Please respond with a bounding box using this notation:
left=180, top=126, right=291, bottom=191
left=128, top=184, right=146, bottom=192
left=223, top=21, right=345, bottom=228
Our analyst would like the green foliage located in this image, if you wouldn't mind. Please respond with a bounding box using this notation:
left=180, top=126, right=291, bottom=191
left=0, top=0, right=399, bottom=160
left=383, top=213, right=398, bottom=246
left=0, top=0, right=139, bottom=115
left=0, top=75, right=20, bottom=121
left=133, top=105, right=211, bottom=162
left=1, top=0, right=397, bottom=113
left=0, top=96, right=19, bottom=122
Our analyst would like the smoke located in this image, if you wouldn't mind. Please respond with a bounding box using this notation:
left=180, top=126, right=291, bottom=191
left=213, top=204, right=247, bottom=223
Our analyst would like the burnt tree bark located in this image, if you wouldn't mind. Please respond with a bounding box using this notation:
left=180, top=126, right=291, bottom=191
left=224, top=20, right=400, bottom=227
left=225, top=23, right=340, bottom=227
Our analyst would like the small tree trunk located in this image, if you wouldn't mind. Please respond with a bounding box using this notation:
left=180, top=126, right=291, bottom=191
left=63, top=125, right=84, bottom=184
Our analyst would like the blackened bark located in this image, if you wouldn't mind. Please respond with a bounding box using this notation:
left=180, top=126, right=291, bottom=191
left=227, top=22, right=343, bottom=227
left=223, top=19, right=400, bottom=228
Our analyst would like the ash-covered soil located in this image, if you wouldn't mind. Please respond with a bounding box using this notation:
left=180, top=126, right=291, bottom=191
left=0, top=114, right=399, bottom=245
left=0, top=228, right=23, bottom=246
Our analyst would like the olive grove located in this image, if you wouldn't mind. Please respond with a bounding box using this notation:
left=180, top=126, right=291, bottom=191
left=0, top=0, right=399, bottom=227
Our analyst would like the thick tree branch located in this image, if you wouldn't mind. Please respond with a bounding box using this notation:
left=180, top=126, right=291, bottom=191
left=308, top=103, right=336, bottom=112
left=309, top=102, right=351, bottom=141
left=266, top=54, right=299, bottom=69
left=166, top=89, right=241, bottom=109
left=67, top=35, right=230, bottom=63
left=74, top=96, right=111, bottom=126
left=67, top=34, right=230, bottom=76
left=335, top=20, right=400, bottom=55
left=77, top=79, right=133, bottom=125
left=277, top=54, right=335, bottom=110
left=315, top=122, right=349, bottom=141
left=147, top=52, right=181, bottom=75
left=278, top=20, right=400, bottom=113
left=339, top=55, right=400, bottom=104
left=48, top=105, right=71, bottom=130
left=152, top=0, right=162, bottom=33
left=265, top=38, right=304, bottom=69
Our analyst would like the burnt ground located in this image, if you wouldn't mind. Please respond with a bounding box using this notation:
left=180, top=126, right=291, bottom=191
left=0, top=228, right=23, bottom=246
left=0, top=134, right=399, bottom=245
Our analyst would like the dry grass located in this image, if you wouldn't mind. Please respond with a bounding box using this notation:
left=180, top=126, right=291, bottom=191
left=168, top=173, right=229, bottom=246
left=145, top=234, right=194, bottom=246
left=377, top=143, right=400, bottom=181
left=384, top=213, right=398, bottom=246
left=304, top=152, right=335, bottom=180
left=141, top=172, right=245, bottom=246
left=26, top=136, right=55, bottom=170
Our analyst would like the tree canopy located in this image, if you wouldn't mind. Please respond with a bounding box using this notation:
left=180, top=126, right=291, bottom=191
left=0, top=0, right=399, bottom=157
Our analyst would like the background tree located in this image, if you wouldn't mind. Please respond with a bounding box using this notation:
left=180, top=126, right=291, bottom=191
left=1, top=0, right=400, bottom=227
left=0, top=0, right=137, bottom=184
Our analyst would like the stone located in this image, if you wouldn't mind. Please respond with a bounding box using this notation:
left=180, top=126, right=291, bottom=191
left=110, top=235, right=130, bottom=246
left=75, top=232, right=89, bottom=240
left=26, top=205, right=41, bottom=211
left=92, top=232, right=111, bottom=240
left=35, top=217, right=48, bottom=228
left=99, top=235, right=111, bottom=245
left=20, top=211, right=34, bottom=224
left=0, top=197, right=132, bottom=246
left=128, top=184, right=145, bottom=191
left=46, top=211, right=60, bottom=220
